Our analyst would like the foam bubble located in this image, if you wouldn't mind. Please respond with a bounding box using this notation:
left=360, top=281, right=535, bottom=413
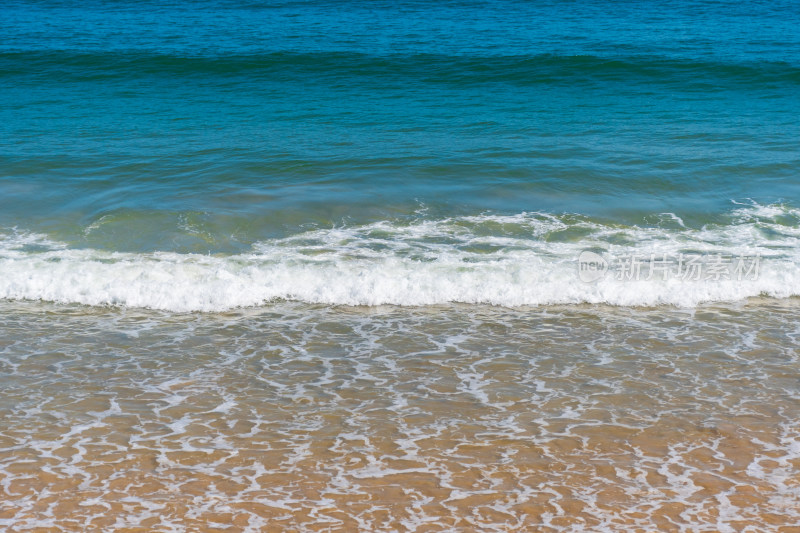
left=1, top=205, right=799, bottom=312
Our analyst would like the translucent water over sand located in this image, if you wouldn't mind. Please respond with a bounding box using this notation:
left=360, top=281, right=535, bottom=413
left=1, top=300, right=798, bottom=531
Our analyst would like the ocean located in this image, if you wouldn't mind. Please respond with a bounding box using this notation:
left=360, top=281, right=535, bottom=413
left=1, top=0, right=799, bottom=530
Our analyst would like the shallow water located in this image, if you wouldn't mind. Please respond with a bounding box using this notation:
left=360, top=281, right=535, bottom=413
left=1, top=299, right=799, bottom=531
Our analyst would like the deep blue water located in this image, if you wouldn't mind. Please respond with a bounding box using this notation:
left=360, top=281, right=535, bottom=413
left=1, top=0, right=799, bottom=309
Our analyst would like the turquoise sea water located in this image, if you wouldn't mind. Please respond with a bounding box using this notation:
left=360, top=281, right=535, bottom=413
left=2, top=0, right=800, bottom=310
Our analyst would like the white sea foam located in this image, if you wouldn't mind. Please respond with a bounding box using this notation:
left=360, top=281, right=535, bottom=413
left=1, top=205, right=799, bottom=311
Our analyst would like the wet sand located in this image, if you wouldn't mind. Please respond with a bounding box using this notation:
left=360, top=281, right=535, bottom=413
left=1, top=300, right=798, bottom=531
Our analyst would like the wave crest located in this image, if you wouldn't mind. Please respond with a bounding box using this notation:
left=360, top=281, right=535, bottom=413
left=1, top=205, right=799, bottom=311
